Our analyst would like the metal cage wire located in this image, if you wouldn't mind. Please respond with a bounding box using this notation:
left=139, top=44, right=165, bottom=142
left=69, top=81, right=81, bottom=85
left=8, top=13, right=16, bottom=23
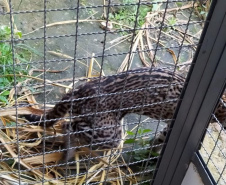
left=0, top=0, right=225, bottom=185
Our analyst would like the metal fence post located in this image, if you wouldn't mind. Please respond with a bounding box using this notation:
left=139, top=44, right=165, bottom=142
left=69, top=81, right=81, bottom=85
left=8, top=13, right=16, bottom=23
left=153, top=0, right=226, bottom=184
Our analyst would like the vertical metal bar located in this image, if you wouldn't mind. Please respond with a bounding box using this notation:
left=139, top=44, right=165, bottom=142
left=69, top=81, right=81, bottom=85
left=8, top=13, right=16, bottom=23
left=104, top=1, right=144, bottom=183
left=192, top=152, right=215, bottom=185
left=8, top=0, right=21, bottom=184
left=84, top=1, right=112, bottom=183
left=152, top=0, right=226, bottom=184
left=170, top=43, right=226, bottom=184
left=66, top=0, right=80, bottom=182
left=42, top=0, right=47, bottom=184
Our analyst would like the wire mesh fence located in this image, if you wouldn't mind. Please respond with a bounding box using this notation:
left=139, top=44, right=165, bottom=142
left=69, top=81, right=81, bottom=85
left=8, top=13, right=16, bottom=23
left=199, top=93, right=226, bottom=185
left=0, top=0, right=223, bottom=184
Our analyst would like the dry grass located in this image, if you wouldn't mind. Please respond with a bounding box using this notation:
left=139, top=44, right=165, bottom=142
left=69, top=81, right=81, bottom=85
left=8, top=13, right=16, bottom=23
left=117, top=1, right=206, bottom=74
left=0, top=53, right=138, bottom=184
left=0, top=0, right=211, bottom=184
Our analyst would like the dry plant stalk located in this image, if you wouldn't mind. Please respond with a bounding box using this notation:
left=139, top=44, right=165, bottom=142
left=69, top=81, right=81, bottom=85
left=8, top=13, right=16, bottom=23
left=0, top=1, right=204, bottom=184
left=2, top=0, right=18, bottom=32
left=119, top=1, right=201, bottom=70
left=24, top=19, right=132, bottom=36
left=0, top=76, right=136, bottom=185
left=87, top=53, right=95, bottom=81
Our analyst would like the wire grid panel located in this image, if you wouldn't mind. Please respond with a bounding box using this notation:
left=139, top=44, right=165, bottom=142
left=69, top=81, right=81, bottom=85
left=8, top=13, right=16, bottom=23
left=199, top=93, right=226, bottom=185
left=0, top=0, right=209, bottom=184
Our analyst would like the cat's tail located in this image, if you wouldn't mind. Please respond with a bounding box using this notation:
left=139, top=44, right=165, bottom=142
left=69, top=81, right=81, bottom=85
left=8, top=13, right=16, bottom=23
left=24, top=93, right=72, bottom=127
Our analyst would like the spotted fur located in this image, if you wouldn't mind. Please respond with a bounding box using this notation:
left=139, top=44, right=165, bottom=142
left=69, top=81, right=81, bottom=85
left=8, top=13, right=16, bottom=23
left=25, top=68, right=226, bottom=161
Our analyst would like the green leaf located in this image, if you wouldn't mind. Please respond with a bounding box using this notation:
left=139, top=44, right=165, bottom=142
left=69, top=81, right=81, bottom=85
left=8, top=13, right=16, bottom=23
left=143, top=129, right=152, bottom=134
left=126, top=131, right=135, bottom=135
left=108, top=13, right=114, bottom=19
left=168, top=17, right=177, bottom=26
left=176, top=2, right=183, bottom=7
left=15, top=31, right=22, bottom=38
left=0, top=95, right=9, bottom=104
left=0, top=25, right=11, bottom=40
left=15, top=44, right=43, bottom=57
left=0, top=90, right=10, bottom=96
left=138, top=128, right=142, bottom=135
left=0, top=78, right=9, bottom=83
left=7, top=122, right=17, bottom=126
left=124, top=138, right=136, bottom=144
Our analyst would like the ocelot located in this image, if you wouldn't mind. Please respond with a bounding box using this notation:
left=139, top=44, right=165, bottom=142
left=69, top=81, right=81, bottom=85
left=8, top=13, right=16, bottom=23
left=24, top=68, right=226, bottom=161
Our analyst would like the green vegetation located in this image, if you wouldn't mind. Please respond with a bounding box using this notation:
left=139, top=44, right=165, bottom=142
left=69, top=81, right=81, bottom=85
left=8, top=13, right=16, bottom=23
left=168, top=16, right=177, bottom=28
left=0, top=25, right=39, bottom=106
left=125, top=128, right=158, bottom=162
left=195, top=0, right=211, bottom=20
left=109, top=0, right=152, bottom=28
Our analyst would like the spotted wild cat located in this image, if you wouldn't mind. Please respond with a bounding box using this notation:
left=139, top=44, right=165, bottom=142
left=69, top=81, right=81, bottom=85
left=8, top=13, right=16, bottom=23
left=24, top=68, right=226, bottom=162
